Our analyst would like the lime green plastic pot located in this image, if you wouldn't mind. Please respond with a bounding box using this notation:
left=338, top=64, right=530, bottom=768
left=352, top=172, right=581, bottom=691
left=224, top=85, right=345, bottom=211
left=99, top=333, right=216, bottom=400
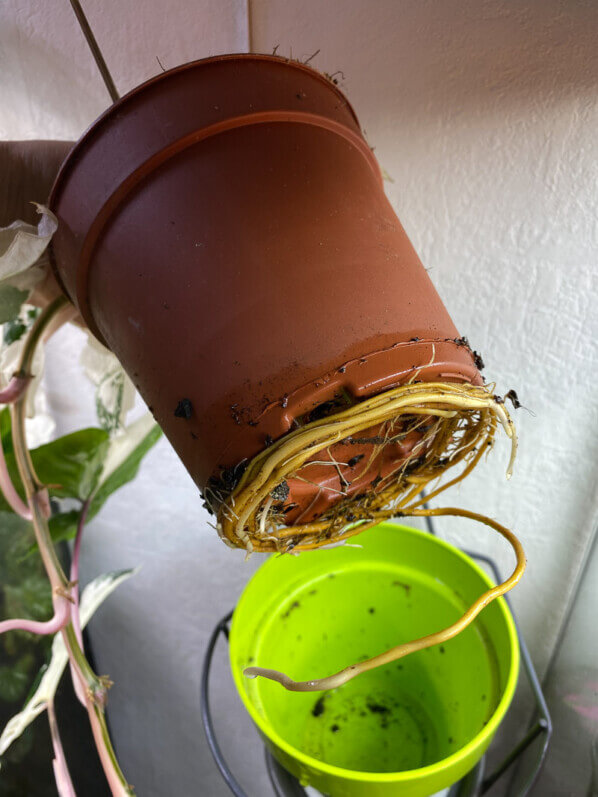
left=229, top=523, right=519, bottom=796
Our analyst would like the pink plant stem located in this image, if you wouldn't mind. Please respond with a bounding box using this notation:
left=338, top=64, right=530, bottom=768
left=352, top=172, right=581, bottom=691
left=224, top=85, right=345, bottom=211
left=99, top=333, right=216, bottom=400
left=0, top=431, right=32, bottom=519
left=69, top=499, right=91, bottom=706
left=47, top=699, right=77, bottom=797
left=61, top=509, right=131, bottom=796
left=43, top=302, right=79, bottom=342
left=70, top=499, right=90, bottom=642
left=0, top=374, right=31, bottom=404
left=0, top=593, right=71, bottom=635
left=84, top=706, right=132, bottom=797
left=10, top=297, right=133, bottom=796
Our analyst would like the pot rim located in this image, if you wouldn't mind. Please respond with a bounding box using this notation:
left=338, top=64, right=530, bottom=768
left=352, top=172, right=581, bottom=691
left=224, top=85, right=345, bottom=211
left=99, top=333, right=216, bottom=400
left=46, top=52, right=371, bottom=330
left=47, top=52, right=363, bottom=213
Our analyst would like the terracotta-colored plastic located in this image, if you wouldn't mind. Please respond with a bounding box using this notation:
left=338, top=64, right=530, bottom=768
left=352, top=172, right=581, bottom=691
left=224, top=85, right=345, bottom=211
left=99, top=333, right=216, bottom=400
left=49, top=54, right=481, bottom=522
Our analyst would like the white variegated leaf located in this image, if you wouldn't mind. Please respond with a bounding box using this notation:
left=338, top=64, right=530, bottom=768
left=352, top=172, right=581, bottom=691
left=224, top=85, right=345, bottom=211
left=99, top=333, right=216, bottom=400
left=80, top=334, right=136, bottom=433
left=0, top=205, right=57, bottom=287
left=97, top=412, right=157, bottom=489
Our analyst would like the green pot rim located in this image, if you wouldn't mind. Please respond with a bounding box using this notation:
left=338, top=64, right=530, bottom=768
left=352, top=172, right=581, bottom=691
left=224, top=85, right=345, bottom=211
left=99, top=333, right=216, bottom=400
left=229, top=522, right=520, bottom=785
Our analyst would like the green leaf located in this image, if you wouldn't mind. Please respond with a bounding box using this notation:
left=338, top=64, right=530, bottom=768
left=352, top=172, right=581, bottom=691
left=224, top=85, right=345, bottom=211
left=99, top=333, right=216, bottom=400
left=0, top=513, right=38, bottom=586
left=0, top=514, right=53, bottom=668
left=0, top=654, right=35, bottom=702
left=24, top=511, right=79, bottom=558
left=46, top=511, right=80, bottom=546
left=96, top=368, right=127, bottom=433
left=2, top=317, right=26, bottom=345
left=26, top=416, right=160, bottom=555
left=1, top=306, right=40, bottom=346
left=0, top=427, right=110, bottom=513
left=0, top=568, right=138, bottom=756
left=90, top=414, right=161, bottom=516
left=1, top=412, right=158, bottom=519
left=3, top=576, right=52, bottom=623
left=30, top=427, right=110, bottom=500
left=0, top=285, right=28, bottom=324
left=0, top=407, right=13, bottom=455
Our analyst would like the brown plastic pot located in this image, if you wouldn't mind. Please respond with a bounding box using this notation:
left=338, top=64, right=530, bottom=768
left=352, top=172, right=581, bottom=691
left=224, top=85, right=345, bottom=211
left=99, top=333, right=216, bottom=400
left=49, top=54, right=481, bottom=522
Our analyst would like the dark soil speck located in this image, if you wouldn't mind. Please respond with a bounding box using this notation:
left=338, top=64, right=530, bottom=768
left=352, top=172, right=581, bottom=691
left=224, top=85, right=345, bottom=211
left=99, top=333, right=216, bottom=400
left=473, top=350, right=485, bottom=370
left=282, top=601, right=300, bottom=619
left=271, top=480, right=290, bottom=502
left=348, top=454, right=364, bottom=467
left=312, top=697, right=325, bottom=717
left=367, top=702, right=389, bottom=715
left=174, top=398, right=193, bottom=419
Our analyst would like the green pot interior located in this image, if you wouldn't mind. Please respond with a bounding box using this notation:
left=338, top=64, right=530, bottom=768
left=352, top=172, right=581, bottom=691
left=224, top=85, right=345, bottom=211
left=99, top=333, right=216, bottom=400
left=230, top=523, right=518, bottom=793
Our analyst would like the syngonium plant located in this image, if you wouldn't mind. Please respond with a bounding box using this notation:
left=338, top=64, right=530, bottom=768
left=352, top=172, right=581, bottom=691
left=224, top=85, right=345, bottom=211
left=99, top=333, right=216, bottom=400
left=0, top=55, right=527, bottom=786
left=0, top=206, right=160, bottom=794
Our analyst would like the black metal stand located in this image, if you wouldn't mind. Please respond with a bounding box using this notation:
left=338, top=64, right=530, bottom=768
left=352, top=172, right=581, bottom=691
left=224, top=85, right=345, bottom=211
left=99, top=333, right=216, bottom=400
left=201, top=528, right=551, bottom=796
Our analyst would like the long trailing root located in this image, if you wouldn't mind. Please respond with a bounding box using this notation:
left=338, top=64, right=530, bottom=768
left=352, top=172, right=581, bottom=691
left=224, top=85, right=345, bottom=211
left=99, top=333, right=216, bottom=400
left=217, top=381, right=517, bottom=552
left=220, top=380, right=524, bottom=693
left=244, top=508, right=525, bottom=692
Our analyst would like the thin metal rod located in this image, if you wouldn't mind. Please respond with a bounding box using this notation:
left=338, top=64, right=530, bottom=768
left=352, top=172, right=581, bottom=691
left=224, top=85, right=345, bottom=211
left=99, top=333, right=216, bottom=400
left=422, top=499, right=550, bottom=793
left=468, top=551, right=552, bottom=796
left=421, top=503, right=437, bottom=535
left=246, top=0, right=253, bottom=53
left=265, top=749, right=308, bottom=797
left=543, top=517, right=598, bottom=684
left=418, top=488, right=437, bottom=535
left=482, top=720, right=549, bottom=793
left=68, top=0, right=120, bottom=103
left=201, top=611, right=247, bottom=797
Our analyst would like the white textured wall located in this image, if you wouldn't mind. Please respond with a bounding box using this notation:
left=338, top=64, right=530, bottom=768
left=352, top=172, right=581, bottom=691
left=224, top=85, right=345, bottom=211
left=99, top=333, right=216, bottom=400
left=534, top=532, right=598, bottom=794
left=3, top=1, right=598, bottom=795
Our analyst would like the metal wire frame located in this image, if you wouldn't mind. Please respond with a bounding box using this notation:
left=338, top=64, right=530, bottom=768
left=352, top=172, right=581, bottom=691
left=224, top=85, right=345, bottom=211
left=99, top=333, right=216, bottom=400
left=200, top=533, right=551, bottom=796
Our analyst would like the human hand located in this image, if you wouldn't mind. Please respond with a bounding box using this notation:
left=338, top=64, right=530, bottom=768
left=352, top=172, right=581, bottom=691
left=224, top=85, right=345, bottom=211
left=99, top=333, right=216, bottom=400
left=0, top=140, right=74, bottom=309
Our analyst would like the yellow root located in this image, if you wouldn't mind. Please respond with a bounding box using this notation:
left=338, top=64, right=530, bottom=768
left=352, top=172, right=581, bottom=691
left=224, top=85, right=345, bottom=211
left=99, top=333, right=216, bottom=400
left=214, top=380, right=524, bottom=693
left=244, top=507, right=525, bottom=692
left=217, top=381, right=517, bottom=553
